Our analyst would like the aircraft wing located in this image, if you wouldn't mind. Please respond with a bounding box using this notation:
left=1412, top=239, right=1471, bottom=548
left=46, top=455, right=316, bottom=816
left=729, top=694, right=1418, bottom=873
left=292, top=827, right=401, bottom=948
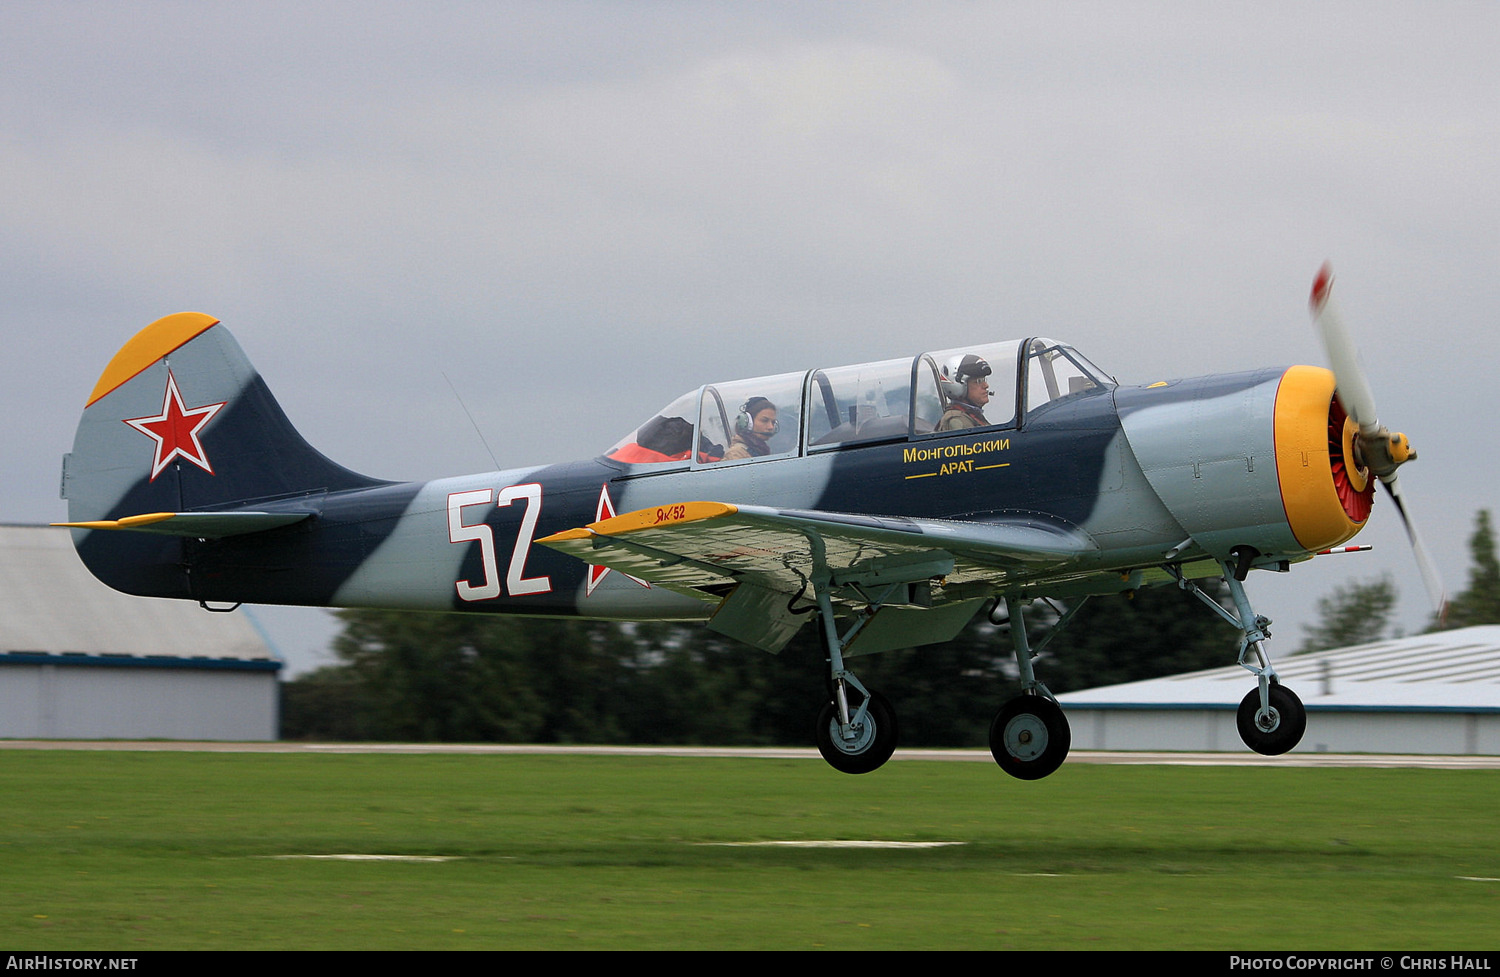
left=537, top=501, right=1096, bottom=652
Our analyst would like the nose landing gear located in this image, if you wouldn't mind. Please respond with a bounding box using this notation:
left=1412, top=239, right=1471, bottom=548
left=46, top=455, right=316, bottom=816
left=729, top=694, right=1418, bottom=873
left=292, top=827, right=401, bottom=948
left=1167, top=555, right=1307, bottom=756
left=1236, top=682, right=1306, bottom=756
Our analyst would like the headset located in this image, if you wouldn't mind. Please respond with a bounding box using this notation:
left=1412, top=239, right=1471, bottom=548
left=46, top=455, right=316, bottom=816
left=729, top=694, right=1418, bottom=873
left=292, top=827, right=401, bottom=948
left=735, top=396, right=780, bottom=437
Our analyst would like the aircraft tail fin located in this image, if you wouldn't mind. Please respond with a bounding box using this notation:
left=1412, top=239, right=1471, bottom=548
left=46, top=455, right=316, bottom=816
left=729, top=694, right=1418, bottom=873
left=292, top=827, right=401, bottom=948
left=59, top=313, right=384, bottom=597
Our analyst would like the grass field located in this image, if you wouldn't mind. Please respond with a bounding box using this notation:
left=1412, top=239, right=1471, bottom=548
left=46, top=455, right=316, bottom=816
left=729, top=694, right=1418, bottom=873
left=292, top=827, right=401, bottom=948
left=0, top=749, right=1496, bottom=950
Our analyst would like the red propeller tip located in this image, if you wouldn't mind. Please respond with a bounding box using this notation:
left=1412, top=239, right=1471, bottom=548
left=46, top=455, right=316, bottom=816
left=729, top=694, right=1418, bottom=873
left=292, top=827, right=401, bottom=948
left=1310, top=262, right=1334, bottom=313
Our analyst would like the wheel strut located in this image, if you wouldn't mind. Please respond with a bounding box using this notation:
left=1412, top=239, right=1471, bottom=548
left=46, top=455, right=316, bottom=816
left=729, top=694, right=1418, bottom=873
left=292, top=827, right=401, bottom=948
left=810, top=568, right=898, bottom=774
left=988, top=595, right=1071, bottom=779
left=1163, top=557, right=1306, bottom=755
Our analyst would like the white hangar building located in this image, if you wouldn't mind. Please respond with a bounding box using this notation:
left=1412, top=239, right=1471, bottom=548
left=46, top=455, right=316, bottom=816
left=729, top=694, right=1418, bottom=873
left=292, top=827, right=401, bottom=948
left=1058, top=626, right=1500, bottom=755
left=0, top=524, right=282, bottom=740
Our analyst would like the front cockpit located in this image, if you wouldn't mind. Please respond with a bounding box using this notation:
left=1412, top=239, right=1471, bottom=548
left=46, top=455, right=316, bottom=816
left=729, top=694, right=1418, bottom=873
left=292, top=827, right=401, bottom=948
left=605, top=339, right=1113, bottom=467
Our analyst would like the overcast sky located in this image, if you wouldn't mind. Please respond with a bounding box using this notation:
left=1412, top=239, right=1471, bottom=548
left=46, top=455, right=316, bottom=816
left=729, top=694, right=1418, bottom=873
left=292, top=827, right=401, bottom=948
left=4, top=2, right=1496, bottom=674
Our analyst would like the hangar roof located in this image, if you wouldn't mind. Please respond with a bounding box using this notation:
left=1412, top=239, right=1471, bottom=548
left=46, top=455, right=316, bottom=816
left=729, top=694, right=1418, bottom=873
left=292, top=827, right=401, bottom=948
left=1058, top=626, right=1500, bottom=712
left=0, top=524, right=276, bottom=666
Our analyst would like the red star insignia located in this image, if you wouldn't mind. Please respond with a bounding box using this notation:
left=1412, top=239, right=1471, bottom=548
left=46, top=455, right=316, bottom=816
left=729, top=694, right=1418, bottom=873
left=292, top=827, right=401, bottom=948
left=587, top=484, right=650, bottom=595
left=123, top=370, right=227, bottom=482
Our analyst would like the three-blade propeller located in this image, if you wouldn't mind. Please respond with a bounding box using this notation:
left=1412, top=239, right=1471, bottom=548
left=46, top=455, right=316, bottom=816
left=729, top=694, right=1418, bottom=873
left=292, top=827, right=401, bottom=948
left=1309, top=263, right=1447, bottom=618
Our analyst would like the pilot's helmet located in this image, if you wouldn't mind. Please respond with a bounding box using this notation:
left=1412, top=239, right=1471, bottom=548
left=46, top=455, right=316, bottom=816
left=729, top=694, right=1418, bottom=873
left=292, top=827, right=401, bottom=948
left=940, top=354, right=992, bottom=400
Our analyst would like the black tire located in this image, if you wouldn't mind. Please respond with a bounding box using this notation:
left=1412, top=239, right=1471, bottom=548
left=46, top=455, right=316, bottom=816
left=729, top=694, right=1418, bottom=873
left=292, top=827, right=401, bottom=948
left=989, top=694, right=1071, bottom=780
left=815, top=690, right=898, bottom=774
left=1237, top=682, right=1306, bottom=756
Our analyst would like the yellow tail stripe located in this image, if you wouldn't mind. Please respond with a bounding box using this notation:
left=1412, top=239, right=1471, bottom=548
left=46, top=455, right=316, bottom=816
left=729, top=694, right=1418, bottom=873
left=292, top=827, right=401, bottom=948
left=86, top=312, right=220, bottom=407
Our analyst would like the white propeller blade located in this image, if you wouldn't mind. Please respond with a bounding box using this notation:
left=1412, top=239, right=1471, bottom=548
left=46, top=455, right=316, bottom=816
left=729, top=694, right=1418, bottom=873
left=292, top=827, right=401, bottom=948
left=1384, top=475, right=1449, bottom=617
left=1310, top=263, right=1381, bottom=436
left=1308, top=262, right=1447, bottom=617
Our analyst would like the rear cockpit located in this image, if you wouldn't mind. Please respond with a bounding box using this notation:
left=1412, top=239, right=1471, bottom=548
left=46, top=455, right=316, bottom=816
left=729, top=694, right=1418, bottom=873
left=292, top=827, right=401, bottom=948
left=605, top=339, right=1112, bottom=467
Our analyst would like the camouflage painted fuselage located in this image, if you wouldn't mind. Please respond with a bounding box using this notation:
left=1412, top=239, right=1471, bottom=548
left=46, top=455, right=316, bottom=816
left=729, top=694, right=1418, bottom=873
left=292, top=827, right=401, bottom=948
left=62, top=315, right=1370, bottom=639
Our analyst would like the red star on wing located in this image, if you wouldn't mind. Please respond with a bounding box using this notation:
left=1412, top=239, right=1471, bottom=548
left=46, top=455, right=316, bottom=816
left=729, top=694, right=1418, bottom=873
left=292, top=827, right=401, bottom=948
left=123, top=370, right=227, bottom=482
left=586, top=483, right=650, bottom=595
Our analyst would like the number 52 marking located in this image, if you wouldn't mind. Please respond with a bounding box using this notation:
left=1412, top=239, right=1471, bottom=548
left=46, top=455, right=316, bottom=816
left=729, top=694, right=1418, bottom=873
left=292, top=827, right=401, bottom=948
left=447, top=483, right=552, bottom=601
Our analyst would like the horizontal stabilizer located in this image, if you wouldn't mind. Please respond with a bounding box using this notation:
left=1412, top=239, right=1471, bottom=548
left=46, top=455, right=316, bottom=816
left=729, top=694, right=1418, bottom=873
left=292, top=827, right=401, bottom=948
left=54, top=510, right=313, bottom=538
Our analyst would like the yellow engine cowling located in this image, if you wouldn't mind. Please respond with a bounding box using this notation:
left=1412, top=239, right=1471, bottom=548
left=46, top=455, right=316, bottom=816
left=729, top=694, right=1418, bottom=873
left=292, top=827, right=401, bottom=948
left=1273, top=365, right=1374, bottom=552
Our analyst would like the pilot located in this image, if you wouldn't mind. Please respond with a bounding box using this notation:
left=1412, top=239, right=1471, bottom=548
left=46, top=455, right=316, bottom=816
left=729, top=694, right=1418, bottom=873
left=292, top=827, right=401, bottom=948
left=724, top=397, right=779, bottom=460
left=938, top=354, right=993, bottom=431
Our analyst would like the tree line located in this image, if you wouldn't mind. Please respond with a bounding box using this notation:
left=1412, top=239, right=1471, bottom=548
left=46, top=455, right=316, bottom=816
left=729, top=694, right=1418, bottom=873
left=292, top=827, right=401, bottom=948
left=282, top=582, right=1234, bottom=744
left=1298, top=509, right=1500, bottom=653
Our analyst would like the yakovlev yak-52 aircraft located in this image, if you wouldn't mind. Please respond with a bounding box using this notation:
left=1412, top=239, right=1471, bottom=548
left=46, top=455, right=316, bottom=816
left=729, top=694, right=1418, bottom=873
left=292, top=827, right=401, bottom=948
left=58, top=265, right=1440, bottom=777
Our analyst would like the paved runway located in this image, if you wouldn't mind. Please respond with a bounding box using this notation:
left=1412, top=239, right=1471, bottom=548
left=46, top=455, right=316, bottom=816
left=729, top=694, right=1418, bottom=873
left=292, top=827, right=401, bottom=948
left=2, top=740, right=1497, bottom=768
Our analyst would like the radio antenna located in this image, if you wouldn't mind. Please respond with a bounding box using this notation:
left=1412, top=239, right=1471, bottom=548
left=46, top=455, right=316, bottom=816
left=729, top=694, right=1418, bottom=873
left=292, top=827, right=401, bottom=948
left=442, top=371, right=501, bottom=472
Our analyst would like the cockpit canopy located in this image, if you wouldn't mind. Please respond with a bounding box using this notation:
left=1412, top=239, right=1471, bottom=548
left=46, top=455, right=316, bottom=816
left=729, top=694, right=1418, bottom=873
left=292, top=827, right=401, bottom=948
left=605, top=338, right=1111, bottom=466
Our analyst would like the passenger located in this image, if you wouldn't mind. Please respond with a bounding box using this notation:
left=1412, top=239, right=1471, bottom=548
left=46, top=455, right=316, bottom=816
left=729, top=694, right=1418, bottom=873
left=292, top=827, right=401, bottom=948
left=938, top=354, right=993, bottom=431
left=724, top=397, right=779, bottom=460
left=606, top=414, right=695, bottom=463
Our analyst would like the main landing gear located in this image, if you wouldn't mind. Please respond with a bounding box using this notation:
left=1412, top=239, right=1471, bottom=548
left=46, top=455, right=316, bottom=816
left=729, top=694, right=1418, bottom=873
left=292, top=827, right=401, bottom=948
left=810, top=572, right=902, bottom=775
left=988, top=595, right=1071, bottom=780
left=816, top=688, right=898, bottom=775
left=990, top=694, right=1070, bottom=780
left=1167, top=550, right=1307, bottom=756
left=808, top=571, right=1075, bottom=778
